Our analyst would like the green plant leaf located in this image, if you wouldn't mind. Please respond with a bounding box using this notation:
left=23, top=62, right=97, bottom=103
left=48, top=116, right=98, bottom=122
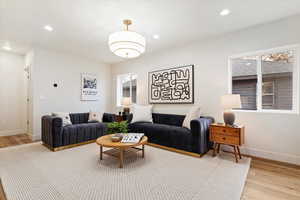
left=106, top=121, right=128, bottom=134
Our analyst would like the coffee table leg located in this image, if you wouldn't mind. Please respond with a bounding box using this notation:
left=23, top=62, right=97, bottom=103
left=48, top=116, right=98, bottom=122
left=100, top=145, right=103, bottom=160
left=142, top=145, right=145, bottom=158
left=119, top=148, right=124, bottom=168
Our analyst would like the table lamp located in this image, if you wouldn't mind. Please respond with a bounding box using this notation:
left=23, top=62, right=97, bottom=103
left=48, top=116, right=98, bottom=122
left=221, top=94, right=241, bottom=126
left=121, top=97, right=132, bottom=114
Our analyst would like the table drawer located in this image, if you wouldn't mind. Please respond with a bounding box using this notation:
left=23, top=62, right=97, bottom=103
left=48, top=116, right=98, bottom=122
left=211, top=127, right=240, bottom=137
left=211, top=134, right=240, bottom=145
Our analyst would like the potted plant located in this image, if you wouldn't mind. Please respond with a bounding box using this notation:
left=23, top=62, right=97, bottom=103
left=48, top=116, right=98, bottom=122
left=107, top=121, right=128, bottom=141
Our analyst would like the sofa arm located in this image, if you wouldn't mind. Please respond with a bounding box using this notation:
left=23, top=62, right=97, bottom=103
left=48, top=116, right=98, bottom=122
left=190, top=116, right=214, bottom=154
left=42, top=115, right=63, bottom=148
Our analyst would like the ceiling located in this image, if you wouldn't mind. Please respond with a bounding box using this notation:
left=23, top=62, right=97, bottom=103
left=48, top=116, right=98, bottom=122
left=1, top=0, right=300, bottom=64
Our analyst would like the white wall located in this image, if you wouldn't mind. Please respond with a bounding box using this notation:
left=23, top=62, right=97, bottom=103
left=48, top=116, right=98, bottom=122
left=112, top=15, right=300, bottom=165
left=0, top=51, right=27, bottom=136
left=30, top=48, right=112, bottom=140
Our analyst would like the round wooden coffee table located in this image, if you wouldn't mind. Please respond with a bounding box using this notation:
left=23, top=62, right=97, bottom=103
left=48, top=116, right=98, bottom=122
left=96, top=134, right=148, bottom=168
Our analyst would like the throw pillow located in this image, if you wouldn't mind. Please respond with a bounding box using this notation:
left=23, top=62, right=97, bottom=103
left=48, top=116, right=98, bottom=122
left=131, top=104, right=153, bottom=123
left=88, top=111, right=103, bottom=122
left=182, top=106, right=201, bottom=129
left=52, top=112, right=72, bottom=126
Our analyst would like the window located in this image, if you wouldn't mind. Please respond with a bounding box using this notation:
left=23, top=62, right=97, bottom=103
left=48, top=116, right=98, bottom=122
left=116, top=73, right=137, bottom=106
left=262, top=81, right=275, bottom=107
left=230, top=46, right=299, bottom=112
left=231, top=56, right=258, bottom=110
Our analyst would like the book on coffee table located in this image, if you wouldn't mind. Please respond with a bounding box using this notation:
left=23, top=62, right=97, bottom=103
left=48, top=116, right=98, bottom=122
left=121, top=133, right=144, bottom=143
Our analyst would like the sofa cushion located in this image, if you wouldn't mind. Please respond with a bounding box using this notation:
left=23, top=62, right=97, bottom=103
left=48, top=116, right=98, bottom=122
left=69, top=113, right=89, bottom=124
left=102, top=113, right=117, bottom=123
left=62, top=123, right=107, bottom=145
left=88, top=111, right=103, bottom=122
left=182, top=106, right=201, bottom=129
left=129, top=122, right=193, bottom=151
left=152, top=113, right=185, bottom=127
left=131, top=104, right=153, bottom=123
left=52, top=112, right=72, bottom=126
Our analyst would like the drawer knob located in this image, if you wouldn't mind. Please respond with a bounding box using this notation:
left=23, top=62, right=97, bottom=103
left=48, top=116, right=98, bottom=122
left=223, top=130, right=226, bottom=132
left=222, top=137, right=226, bottom=140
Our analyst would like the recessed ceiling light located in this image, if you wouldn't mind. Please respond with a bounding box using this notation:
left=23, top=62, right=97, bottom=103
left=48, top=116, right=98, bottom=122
left=220, top=9, right=231, bottom=16
left=246, top=62, right=252, bottom=66
left=44, top=25, right=53, bottom=32
left=153, top=34, right=160, bottom=39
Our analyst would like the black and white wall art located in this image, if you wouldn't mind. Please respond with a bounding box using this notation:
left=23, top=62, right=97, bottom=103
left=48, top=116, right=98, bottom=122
left=148, top=65, right=194, bottom=104
left=81, top=73, right=99, bottom=101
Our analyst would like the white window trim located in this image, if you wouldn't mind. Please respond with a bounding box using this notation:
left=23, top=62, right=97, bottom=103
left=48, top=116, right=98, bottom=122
left=116, top=73, right=137, bottom=107
left=228, top=44, right=300, bottom=114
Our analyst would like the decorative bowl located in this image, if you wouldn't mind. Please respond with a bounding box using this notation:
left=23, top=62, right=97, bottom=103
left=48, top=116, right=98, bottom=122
left=111, top=134, right=123, bottom=142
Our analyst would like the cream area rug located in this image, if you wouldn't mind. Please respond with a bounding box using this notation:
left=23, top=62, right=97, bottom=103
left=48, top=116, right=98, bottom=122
left=0, top=142, right=250, bottom=200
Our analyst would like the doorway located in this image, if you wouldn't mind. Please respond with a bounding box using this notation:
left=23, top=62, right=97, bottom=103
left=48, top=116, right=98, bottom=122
left=0, top=51, right=30, bottom=145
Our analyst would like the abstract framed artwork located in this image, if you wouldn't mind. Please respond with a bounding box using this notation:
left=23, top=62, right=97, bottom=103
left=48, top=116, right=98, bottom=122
left=148, top=65, right=194, bottom=104
left=81, top=73, right=99, bottom=101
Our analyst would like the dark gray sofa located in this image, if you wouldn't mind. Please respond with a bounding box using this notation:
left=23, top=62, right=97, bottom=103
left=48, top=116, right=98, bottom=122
left=128, top=113, right=214, bottom=155
left=42, top=112, right=115, bottom=151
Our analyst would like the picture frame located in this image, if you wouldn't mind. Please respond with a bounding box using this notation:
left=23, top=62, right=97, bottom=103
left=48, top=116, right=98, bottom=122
left=148, top=65, right=194, bottom=104
left=81, top=73, right=99, bottom=101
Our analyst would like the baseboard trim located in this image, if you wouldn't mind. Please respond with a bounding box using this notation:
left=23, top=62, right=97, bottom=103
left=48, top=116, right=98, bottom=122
left=247, top=153, right=300, bottom=169
left=242, top=147, right=300, bottom=166
left=222, top=149, right=300, bottom=168
left=43, top=140, right=97, bottom=152
left=147, top=143, right=202, bottom=158
left=247, top=147, right=300, bottom=166
left=30, top=134, right=41, bottom=141
left=0, top=129, right=27, bottom=136
left=221, top=145, right=300, bottom=166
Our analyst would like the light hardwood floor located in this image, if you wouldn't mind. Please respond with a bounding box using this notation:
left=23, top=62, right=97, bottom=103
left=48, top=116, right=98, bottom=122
left=0, top=135, right=299, bottom=200
left=0, top=134, right=32, bottom=148
left=242, top=158, right=300, bottom=200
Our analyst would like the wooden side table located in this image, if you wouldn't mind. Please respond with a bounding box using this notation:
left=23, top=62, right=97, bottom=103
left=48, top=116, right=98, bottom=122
left=115, top=114, right=130, bottom=122
left=115, top=115, right=123, bottom=123
left=209, top=123, right=245, bottom=163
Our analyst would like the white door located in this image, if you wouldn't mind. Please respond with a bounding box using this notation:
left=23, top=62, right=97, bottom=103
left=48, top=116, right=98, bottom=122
left=0, top=52, right=28, bottom=136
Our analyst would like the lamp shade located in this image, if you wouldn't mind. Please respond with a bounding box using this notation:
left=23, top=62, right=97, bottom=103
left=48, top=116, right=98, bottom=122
left=221, top=94, right=241, bottom=109
left=108, top=31, right=146, bottom=58
left=121, top=97, right=132, bottom=107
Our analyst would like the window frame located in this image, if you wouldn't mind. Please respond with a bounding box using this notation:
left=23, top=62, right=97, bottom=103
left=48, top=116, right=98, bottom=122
left=228, top=44, right=300, bottom=114
left=116, top=73, right=137, bottom=107
left=262, top=81, right=275, bottom=107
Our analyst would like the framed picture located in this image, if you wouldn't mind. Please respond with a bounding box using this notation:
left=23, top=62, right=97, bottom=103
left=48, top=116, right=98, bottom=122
left=81, top=73, right=99, bottom=101
left=148, top=65, right=194, bottom=104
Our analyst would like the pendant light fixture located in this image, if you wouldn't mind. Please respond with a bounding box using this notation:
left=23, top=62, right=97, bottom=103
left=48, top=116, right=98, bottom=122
left=108, top=19, right=146, bottom=58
